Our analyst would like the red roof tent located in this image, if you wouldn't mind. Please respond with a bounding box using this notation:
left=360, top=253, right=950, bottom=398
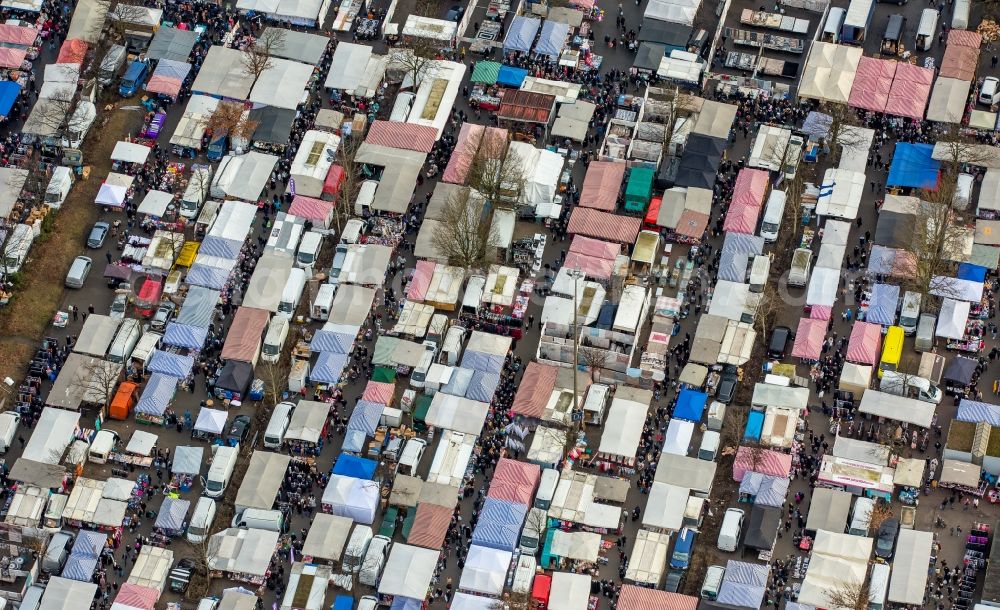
left=722, top=168, right=770, bottom=235
left=0, top=24, right=38, bottom=46
left=488, top=458, right=541, bottom=505
left=579, top=161, right=626, bottom=211
left=289, top=195, right=334, bottom=229
left=365, top=120, right=438, bottom=153
left=617, top=586, right=698, bottom=610
left=732, top=446, right=793, bottom=481
left=644, top=195, right=661, bottom=228
left=848, top=56, right=896, bottom=114
left=511, top=361, right=559, bottom=418
left=56, top=38, right=87, bottom=65
left=885, top=62, right=933, bottom=120
left=321, top=164, right=345, bottom=201
left=791, top=317, right=826, bottom=360
left=406, top=259, right=435, bottom=301
left=497, top=90, right=557, bottom=124
left=563, top=235, right=620, bottom=280
left=406, top=502, right=453, bottom=549
left=567, top=207, right=642, bottom=244
left=135, top=277, right=163, bottom=316
left=846, top=321, right=882, bottom=365
left=940, top=30, right=982, bottom=81
left=531, top=574, right=552, bottom=605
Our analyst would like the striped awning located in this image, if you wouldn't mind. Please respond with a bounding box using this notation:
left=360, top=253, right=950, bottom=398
left=366, top=120, right=437, bottom=153
left=567, top=207, right=642, bottom=244
left=136, top=373, right=176, bottom=415
left=406, top=502, right=453, bottom=549
left=362, top=381, right=395, bottom=405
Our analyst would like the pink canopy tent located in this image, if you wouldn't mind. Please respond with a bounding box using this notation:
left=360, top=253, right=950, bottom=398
left=366, top=120, right=438, bottom=153
left=56, top=38, right=87, bottom=65
left=512, top=361, right=559, bottom=418
left=809, top=305, right=832, bottom=321
left=488, top=458, right=541, bottom=505
left=288, top=195, right=334, bottom=229
left=733, top=446, right=793, bottom=481
left=442, top=124, right=508, bottom=185
left=675, top=209, right=710, bottom=239
left=723, top=200, right=762, bottom=234
left=406, top=259, right=435, bottom=300
left=0, top=24, right=38, bottom=46
left=112, top=583, right=159, bottom=610
left=847, top=321, right=882, bottom=365
left=563, top=235, right=620, bottom=279
left=791, top=318, right=826, bottom=360
left=145, top=59, right=191, bottom=99
left=362, top=380, right=395, bottom=405
left=567, top=207, right=642, bottom=244
left=848, top=57, right=895, bottom=113
left=580, top=161, right=625, bottom=211
left=885, top=62, right=934, bottom=119
left=0, top=47, right=26, bottom=69
left=723, top=168, right=769, bottom=234
left=940, top=30, right=982, bottom=80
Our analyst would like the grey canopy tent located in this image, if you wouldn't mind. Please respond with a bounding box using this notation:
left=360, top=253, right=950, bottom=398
left=675, top=134, right=726, bottom=189
left=805, top=488, right=852, bottom=532
left=503, top=16, right=540, bottom=53
left=249, top=106, right=295, bottom=147
left=216, top=361, right=253, bottom=395
left=171, top=446, right=204, bottom=476
left=147, top=27, right=198, bottom=62
left=944, top=356, right=978, bottom=386
left=638, top=19, right=692, bottom=47
left=262, top=28, right=328, bottom=64
left=743, top=505, right=781, bottom=550
left=633, top=43, right=666, bottom=72
left=873, top=211, right=911, bottom=248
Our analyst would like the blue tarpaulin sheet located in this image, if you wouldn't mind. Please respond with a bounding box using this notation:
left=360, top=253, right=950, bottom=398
left=958, top=263, right=987, bottom=282
left=744, top=410, right=764, bottom=441
left=148, top=350, right=194, bottom=379
left=332, top=454, right=377, bottom=479
left=887, top=143, right=939, bottom=190
left=442, top=367, right=474, bottom=397
left=462, top=349, right=505, bottom=374
left=343, top=400, right=384, bottom=453
left=503, top=16, right=540, bottom=53
left=137, top=373, right=177, bottom=415
left=390, top=597, right=423, bottom=610
left=466, top=370, right=501, bottom=403
left=498, top=65, right=528, bottom=87
left=176, top=286, right=219, bottom=328
left=471, top=498, right=527, bottom=552
left=72, top=530, right=107, bottom=558
left=311, top=352, right=349, bottom=384
left=958, top=398, right=1000, bottom=426
left=534, top=21, right=569, bottom=58
left=0, top=81, right=20, bottom=118
left=163, top=322, right=208, bottom=350
left=866, top=283, right=900, bottom=326
left=674, top=389, right=708, bottom=422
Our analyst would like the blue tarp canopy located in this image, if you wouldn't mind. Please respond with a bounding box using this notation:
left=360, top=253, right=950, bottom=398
left=535, top=21, right=569, bottom=58
left=466, top=370, right=501, bottom=403
left=200, top=235, right=243, bottom=259
left=186, top=263, right=231, bottom=289
left=311, top=329, right=355, bottom=354
left=332, top=454, right=377, bottom=479
left=176, top=286, right=219, bottom=327
left=744, top=410, right=765, bottom=441
left=343, top=400, right=384, bottom=453
left=148, top=350, right=194, bottom=379
left=958, top=263, right=988, bottom=282
left=163, top=322, right=209, bottom=350
left=673, top=389, right=708, bottom=422
left=471, top=497, right=527, bottom=552
left=442, top=367, right=474, bottom=397
left=866, top=283, right=900, bottom=326
left=958, top=398, right=1000, bottom=426
left=311, top=352, right=349, bottom=384
left=73, top=530, right=107, bottom=558
left=503, top=16, right=540, bottom=53
left=61, top=554, right=98, bottom=581
left=462, top=349, right=504, bottom=374
left=498, top=65, right=528, bottom=87
left=0, top=81, right=20, bottom=118
left=155, top=497, right=190, bottom=532
left=887, top=143, right=940, bottom=190
left=389, top=597, right=423, bottom=610
left=136, top=373, right=177, bottom=415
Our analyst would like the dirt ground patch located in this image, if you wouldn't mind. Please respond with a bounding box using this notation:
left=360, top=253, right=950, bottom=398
left=0, top=106, right=141, bottom=384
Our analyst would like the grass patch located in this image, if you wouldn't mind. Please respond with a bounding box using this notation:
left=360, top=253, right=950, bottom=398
left=987, top=426, right=1000, bottom=457
left=0, top=341, right=37, bottom=390
left=947, top=420, right=976, bottom=452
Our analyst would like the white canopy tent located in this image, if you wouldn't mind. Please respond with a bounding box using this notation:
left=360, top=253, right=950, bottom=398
left=321, top=474, right=380, bottom=523
left=598, top=389, right=652, bottom=463
left=378, top=544, right=439, bottom=599
left=207, top=528, right=280, bottom=577
left=888, top=530, right=933, bottom=605
left=549, top=572, right=591, bottom=610
left=937, top=298, right=971, bottom=340
left=799, top=531, right=873, bottom=607
left=625, top=529, right=670, bottom=586
left=301, top=513, right=353, bottom=562
left=806, top=267, right=841, bottom=306
left=137, top=190, right=175, bottom=217
left=816, top=168, right=865, bottom=219
left=248, top=59, right=314, bottom=110
left=425, top=393, right=490, bottom=435
left=459, top=546, right=512, bottom=596
left=125, top=430, right=158, bottom=456
left=111, top=141, right=151, bottom=164
left=859, top=390, right=935, bottom=427
left=643, top=482, right=689, bottom=532
left=799, top=42, right=862, bottom=104
left=550, top=530, right=602, bottom=562
left=926, top=77, right=971, bottom=124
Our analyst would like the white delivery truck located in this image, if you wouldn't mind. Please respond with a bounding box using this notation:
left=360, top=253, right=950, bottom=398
left=788, top=248, right=812, bottom=287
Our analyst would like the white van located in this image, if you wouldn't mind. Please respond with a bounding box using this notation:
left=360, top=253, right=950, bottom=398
left=461, top=275, right=486, bottom=315
left=849, top=497, right=874, bottom=536
left=0, top=411, right=20, bottom=454
left=277, top=267, right=307, bottom=319
left=701, top=565, right=725, bottom=599
left=131, top=331, right=161, bottom=369
left=311, top=283, right=336, bottom=321
left=519, top=507, right=547, bottom=555
left=359, top=535, right=391, bottom=586
left=296, top=231, right=324, bottom=269
left=204, top=445, right=239, bottom=498
left=343, top=525, right=375, bottom=573
left=340, top=218, right=365, bottom=245
left=427, top=314, right=448, bottom=347
left=397, top=438, right=427, bottom=476
left=954, top=173, right=974, bottom=210
left=3, top=223, right=36, bottom=274
left=88, top=429, right=119, bottom=464
left=264, top=402, right=295, bottom=449
left=698, top=431, right=720, bottom=461
left=512, top=555, right=537, bottom=594
left=880, top=371, right=943, bottom=404
left=107, top=318, right=142, bottom=364
left=952, top=0, right=970, bottom=29
left=759, top=190, right=786, bottom=242
left=915, top=9, right=938, bottom=50
left=187, top=497, right=217, bottom=544
left=534, top=468, right=559, bottom=510
left=43, top=494, right=68, bottom=531
left=233, top=507, right=284, bottom=531
left=899, top=291, right=922, bottom=335
left=354, top=180, right=378, bottom=215
left=439, top=325, right=467, bottom=366
left=748, top=255, right=770, bottom=293
left=410, top=350, right=435, bottom=389
left=869, top=562, right=891, bottom=610
left=45, top=167, right=74, bottom=209
left=261, top=316, right=290, bottom=363
left=180, top=165, right=212, bottom=218
left=390, top=92, right=415, bottom=122
left=717, top=508, right=744, bottom=551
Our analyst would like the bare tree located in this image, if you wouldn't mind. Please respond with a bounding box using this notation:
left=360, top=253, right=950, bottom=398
left=206, top=102, right=258, bottom=148
left=743, top=442, right=767, bottom=472
left=333, top=134, right=362, bottom=233
left=431, top=187, right=500, bottom=270
left=752, top=282, right=781, bottom=344
left=578, top=345, right=608, bottom=381
left=467, top=132, right=528, bottom=207
left=901, top=194, right=968, bottom=311
left=394, top=40, right=438, bottom=90
left=867, top=501, right=894, bottom=533
left=646, top=86, right=697, bottom=160
left=819, top=102, right=864, bottom=165
left=241, top=28, right=286, bottom=90
left=75, top=358, right=123, bottom=411
left=491, top=590, right=532, bottom=610
left=257, top=358, right=291, bottom=413
left=826, top=576, right=873, bottom=610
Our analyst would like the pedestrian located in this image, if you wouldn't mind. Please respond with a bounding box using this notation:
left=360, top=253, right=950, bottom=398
left=993, top=55, right=998, bottom=68
left=72, top=305, right=78, bottom=321
left=106, top=251, right=113, bottom=264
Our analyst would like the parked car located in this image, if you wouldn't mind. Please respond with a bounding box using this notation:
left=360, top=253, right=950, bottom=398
left=664, top=569, right=685, bottom=592
left=87, top=222, right=110, bottom=249
left=226, top=415, right=251, bottom=447
left=716, top=365, right=738, bottom=404
left=65, top=256, right=93, bottom=289
left=169, top=558, right=194, bottom=594
left=150, top=301, right=175, bottom=331
left=875, top=518, right=900, bottom=559
left=980, top=77, right=1000, bottom=106
left=445, top=4, right=464, bottom=20
left=767, top=326, right=793, bottom=359
left=110, top=293, right=128, bottom=319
